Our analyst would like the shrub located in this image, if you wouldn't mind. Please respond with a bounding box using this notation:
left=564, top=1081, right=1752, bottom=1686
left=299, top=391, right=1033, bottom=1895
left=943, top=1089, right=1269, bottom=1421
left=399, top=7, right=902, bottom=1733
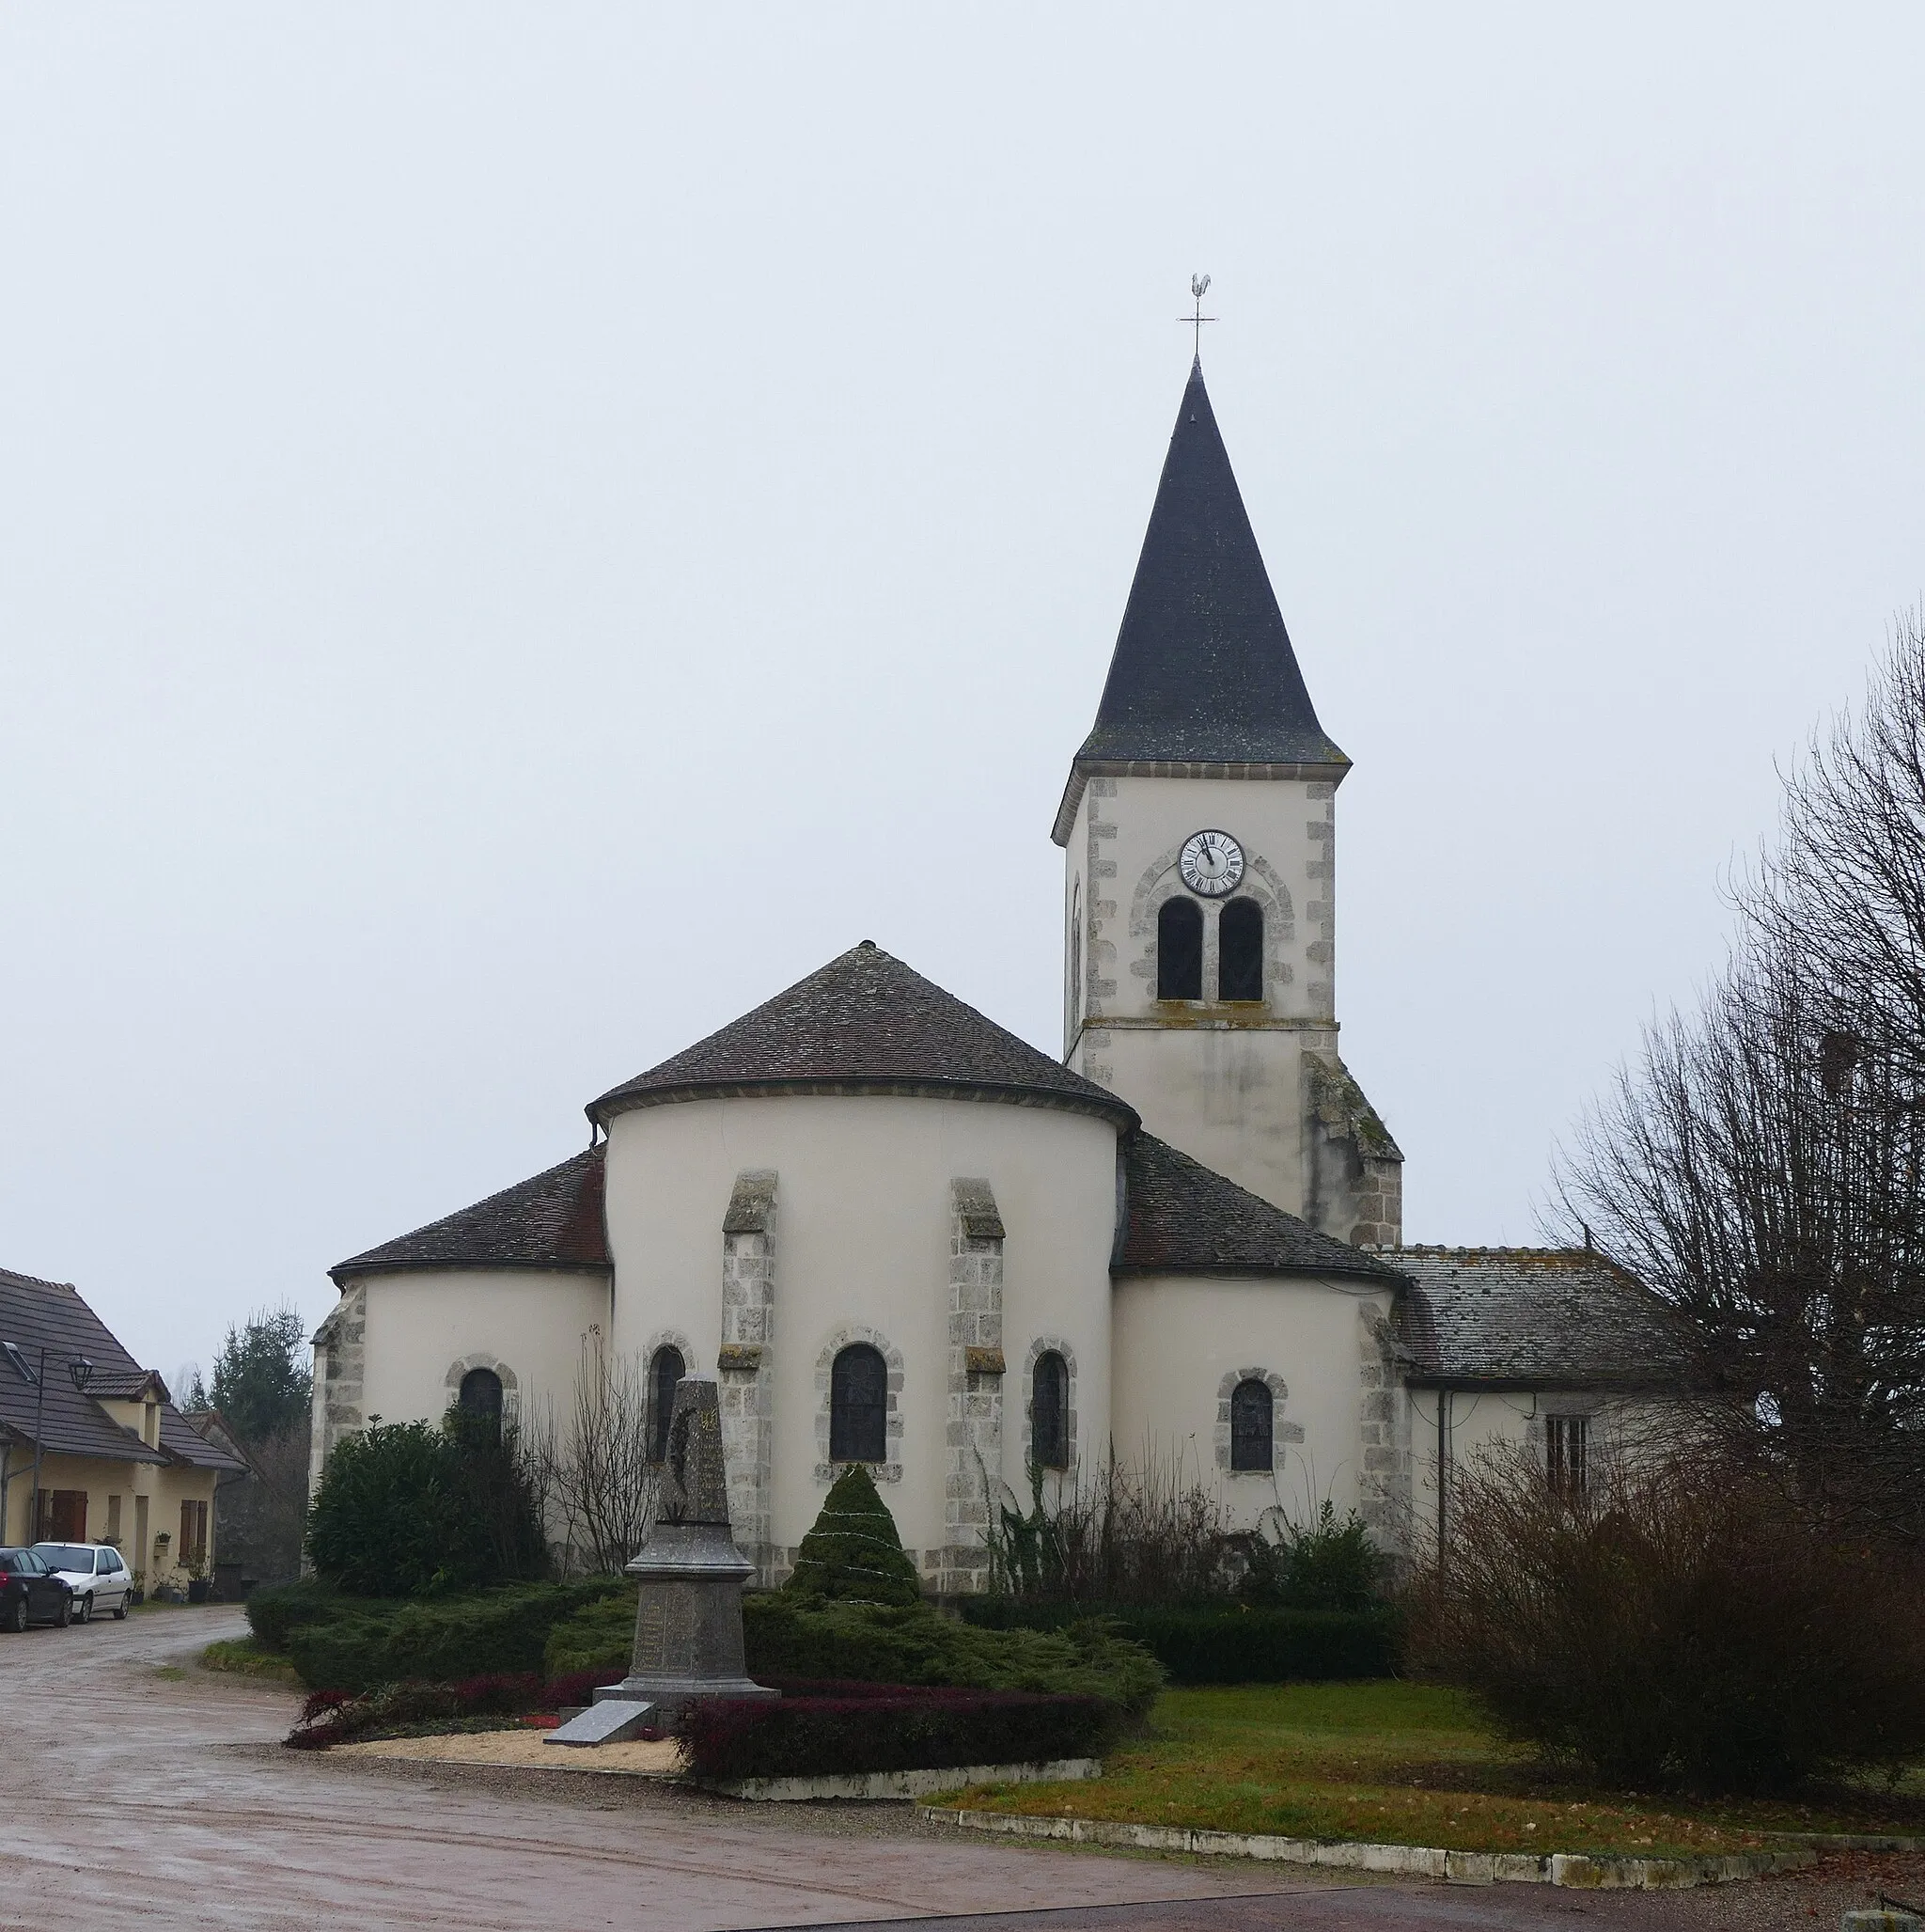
left=1237, top=1501, right=1384, bottom=1611
left=957, top=1597, right=1399, bottom=1684
left=276, top=1579, right=626, bottom=1691
left=285, top=1664, right=631, bottom=1750
left=305, top=1410, right=548, bottom=1597
left=1405, top=1446, right=1925, bottom=1793
left=785, top=1465, right=921, bottom=1607
left=246, top=1579, right=347, bottom=1654
left=680, top=1685, right=1119, bottom=1782
left=543, top=1588, right=635, bottom=1678
left=539, top=1586, right=1164, bottom=1715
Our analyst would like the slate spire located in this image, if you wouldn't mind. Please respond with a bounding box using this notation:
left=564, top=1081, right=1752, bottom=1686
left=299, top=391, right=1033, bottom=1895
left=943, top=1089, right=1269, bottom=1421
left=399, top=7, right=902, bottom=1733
left=1071, top=361, right=1346, bottom=774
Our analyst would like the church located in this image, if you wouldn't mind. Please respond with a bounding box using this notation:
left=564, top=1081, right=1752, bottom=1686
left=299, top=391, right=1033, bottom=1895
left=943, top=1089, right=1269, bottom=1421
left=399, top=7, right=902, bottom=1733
left=310, top=356, right=1680, bottom=1585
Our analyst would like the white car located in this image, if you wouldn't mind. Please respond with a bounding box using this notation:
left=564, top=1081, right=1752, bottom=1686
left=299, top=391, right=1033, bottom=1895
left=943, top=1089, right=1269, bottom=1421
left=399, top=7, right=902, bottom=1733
left=33, top=1544, right=133, bottom=1622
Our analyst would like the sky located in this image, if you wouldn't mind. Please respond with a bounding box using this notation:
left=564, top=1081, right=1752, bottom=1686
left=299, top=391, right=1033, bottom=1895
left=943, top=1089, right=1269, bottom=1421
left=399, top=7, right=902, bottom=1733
left=3, top=6, right=1923, bottom=1384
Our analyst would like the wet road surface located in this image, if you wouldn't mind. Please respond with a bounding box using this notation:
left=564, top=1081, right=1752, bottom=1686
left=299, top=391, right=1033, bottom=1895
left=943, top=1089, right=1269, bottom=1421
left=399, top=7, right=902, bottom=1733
left=3, top=1608, right=1906, bottom=1929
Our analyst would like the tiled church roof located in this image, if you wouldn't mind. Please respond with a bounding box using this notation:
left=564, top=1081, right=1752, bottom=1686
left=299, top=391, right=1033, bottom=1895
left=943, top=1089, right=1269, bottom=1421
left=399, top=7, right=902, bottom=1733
left=1393, top=1247, right=1691, bottom=1390
left=1114, top=1133, right=1397, bottom=1280
left=330, top=1147, right=610, bottom=1282
left=590, top=942, right=1138, bottom=1129
left=1056, top=361, right=1347, bottom=842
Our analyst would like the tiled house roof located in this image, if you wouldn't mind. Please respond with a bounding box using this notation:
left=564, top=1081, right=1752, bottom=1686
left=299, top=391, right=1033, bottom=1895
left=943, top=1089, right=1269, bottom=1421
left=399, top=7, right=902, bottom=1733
left=590, top=942, right=1137, bottom=1129
left=1114, top=1133, right=1398, bottom=1280
left=331, top=1147, right=610, bottom=1282
left=1393, top=1247, right=1691, bottom=1390
left=0, top=1267, right=243, bottom=1472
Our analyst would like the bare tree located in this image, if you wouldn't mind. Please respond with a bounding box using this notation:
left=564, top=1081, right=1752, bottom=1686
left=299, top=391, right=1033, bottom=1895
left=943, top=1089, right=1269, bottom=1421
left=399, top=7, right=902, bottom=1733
left=1558, top=614, right=1925, bottom=1545
left=532, top=1344, right=660, bottom=1577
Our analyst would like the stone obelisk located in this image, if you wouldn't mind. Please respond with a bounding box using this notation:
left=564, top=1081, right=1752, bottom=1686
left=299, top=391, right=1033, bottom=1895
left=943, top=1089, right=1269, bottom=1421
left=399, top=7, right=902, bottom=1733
left=592, top=1376, right=776, bottom=1719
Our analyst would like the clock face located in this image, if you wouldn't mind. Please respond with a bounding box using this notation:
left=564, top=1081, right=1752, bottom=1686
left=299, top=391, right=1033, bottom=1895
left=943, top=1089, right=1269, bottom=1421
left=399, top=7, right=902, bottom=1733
left=1179, top=829, right=1244, bottom=897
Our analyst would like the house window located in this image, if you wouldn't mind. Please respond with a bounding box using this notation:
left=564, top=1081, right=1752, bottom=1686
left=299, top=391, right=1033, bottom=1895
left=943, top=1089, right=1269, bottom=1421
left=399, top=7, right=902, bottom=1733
left=37, top=1489, right=87, bottom=1541
left=1546, top=1415, right=1589, bottom=1499
left=1157, top=897, right=1203, bottom=999
left=649, top=1345, right=686, bottom=1463
left=829, top=1343, right=888, bottom=1464
left=1217, top=897, right=1263, bottom=1001
left=459, top=1367, right=504, bottom=1427
left=179, top=1499, right=209, bottom=1566
left=1070, top=882, right=1083, bottom=1028
left=1229, top=1379, right=1274, bottom=1471
left=1031, top=1351, right=1069, bottom=1469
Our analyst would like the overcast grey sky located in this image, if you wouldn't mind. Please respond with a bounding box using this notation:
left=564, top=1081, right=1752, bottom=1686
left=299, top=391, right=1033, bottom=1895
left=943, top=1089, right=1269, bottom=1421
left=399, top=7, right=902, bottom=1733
left=3, top=6, right=1922, bottom=1381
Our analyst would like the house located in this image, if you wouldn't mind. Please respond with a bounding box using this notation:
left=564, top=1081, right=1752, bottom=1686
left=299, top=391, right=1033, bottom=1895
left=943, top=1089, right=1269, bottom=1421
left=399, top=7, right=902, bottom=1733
left=0, top=1266, right=245, bottom=1589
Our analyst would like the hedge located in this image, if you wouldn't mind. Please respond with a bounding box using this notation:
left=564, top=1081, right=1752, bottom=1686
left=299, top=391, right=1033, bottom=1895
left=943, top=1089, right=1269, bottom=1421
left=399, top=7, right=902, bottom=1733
left=956, top=1600, right=1401, bottom=1683
left=680, top=1683, right=1119, bottom=1782
left=253, top=1579, right=628, bottom=1691
left=539, top=1588, right=1164, bottom=1716
left=286, top=1666, right=627, bottom=1750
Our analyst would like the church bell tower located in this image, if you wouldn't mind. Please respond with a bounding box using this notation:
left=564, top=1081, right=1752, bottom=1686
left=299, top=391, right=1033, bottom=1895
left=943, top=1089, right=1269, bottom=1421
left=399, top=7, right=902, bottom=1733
left=1054, top=356, right=1401, bottom=1249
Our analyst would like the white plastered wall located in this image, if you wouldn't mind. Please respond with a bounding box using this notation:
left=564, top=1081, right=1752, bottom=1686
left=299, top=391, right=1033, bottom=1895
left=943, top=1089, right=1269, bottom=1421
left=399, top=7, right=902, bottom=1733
left=355, top=1267, right=612, bottom=1437
left=603, top=1092, right=1119, bottom=1572
left=1110, top=1272, right=1396, bottom=1532
left=1066, top=772, right=1341, bottom=1217
left=1404, top=1386, right=1687, bottom=1558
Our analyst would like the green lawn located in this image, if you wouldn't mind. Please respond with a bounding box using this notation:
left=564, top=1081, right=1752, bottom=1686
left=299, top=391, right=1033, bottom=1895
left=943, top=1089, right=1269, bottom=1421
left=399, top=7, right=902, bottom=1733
left=938, top=1682, right=1925, bottom=1859
left=200, top=1636, right=303, bottom=1685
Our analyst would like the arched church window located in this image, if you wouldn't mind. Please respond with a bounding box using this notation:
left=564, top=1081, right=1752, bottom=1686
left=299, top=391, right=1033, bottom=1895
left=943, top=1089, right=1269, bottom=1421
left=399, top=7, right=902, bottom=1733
left=648, top=1345, right=685, bottom=1464
left=1031, top=1351, right=1069, bottom=1469
left=829, top=1343, right=888, bottom=1464
left=459, top=1367, right=503, bottom=1429
left=1229, top=1377, right=1273, bottom=1471
left=1157, top=897, right=1203, bottom=1000
left=1218, top=897, right=1263, bottom=1001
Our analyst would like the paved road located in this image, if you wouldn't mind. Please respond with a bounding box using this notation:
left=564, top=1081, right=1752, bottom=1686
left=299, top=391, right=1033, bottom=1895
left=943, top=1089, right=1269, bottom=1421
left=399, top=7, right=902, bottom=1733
left=2, top=1609, right=1908, bottom=1929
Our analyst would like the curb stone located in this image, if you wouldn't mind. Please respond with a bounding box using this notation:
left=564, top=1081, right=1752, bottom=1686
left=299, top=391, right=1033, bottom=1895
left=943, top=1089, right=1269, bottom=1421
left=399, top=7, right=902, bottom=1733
left=705, top=1759, right=1102, bottom=1803
left=916, top=1808, right=1819, bottom=1889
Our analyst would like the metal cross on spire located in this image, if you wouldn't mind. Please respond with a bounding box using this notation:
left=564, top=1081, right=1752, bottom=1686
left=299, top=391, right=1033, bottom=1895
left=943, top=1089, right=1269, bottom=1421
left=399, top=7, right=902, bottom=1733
left=1181, top=274, right=1215, bottom=361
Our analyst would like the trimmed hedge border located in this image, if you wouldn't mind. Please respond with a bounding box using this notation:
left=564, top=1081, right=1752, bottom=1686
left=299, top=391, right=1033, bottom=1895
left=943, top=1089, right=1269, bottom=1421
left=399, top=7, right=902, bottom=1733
left=955, top=1600, right=1400, bottom=1684
left=680, top=1682, right=1123, bottom=1783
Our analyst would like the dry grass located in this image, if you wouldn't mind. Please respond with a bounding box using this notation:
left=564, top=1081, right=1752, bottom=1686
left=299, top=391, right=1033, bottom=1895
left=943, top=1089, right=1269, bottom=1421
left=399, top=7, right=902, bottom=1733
left=939, top=1683, right=1925, bottom=1859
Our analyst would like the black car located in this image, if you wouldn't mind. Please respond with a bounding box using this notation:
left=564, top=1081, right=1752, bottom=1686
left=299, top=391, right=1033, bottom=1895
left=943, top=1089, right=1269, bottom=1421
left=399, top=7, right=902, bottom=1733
left=0, top=1547, right=73, bottom=1630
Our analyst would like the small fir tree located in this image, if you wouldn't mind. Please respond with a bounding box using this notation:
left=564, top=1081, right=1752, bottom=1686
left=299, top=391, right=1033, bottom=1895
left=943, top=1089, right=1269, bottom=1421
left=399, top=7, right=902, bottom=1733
left=785, top=1463, right=921, bottom=1607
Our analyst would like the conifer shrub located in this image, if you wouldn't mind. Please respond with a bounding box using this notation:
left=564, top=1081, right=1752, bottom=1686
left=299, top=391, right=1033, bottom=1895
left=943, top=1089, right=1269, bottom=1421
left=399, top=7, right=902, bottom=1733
left=268, top=1579, right=625, bottom=1691
left=784, top=1464, right=922, bottom=1606
left=680, top=1685, right=1119, bottom=1783
left=539, top=1584, right=1163, bottom=1717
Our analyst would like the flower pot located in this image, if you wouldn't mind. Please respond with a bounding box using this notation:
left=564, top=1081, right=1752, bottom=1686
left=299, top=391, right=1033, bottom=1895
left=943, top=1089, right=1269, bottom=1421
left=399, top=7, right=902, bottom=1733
left=186, top=1579, right=211, bottom=1604
left=127, top=1588, right=145, bottom=1608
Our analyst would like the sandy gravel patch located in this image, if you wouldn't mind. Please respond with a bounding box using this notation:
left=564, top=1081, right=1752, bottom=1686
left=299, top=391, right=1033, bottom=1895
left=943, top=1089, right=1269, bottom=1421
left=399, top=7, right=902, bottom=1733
left=333, top=1728, right=684, bottom=1776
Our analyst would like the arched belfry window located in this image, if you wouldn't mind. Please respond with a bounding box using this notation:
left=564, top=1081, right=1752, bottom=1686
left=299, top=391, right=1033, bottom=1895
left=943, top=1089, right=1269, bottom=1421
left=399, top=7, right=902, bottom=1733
left=1032, top=1351, right=1069, bottom=1469
left=648, top=1345, right=685, bottom=1464
left=1229, top=1377, right=1274, bottom=1471
left=1218, top=897, right=1263, bottom=1002
left=829, top=1343, right=888, bottom=1464
left=1070, top=882, right=1083, bottom=1028
left=459, top=1367, right=503, bottom=1428
left=1157, top=897, right=1203, bottom=1000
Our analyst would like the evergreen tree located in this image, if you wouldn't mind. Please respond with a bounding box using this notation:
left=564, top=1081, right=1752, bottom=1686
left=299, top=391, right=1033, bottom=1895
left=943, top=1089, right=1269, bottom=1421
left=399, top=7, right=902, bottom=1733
left=210, top=1305, right=313, bottom=1444
left=785, top=1463, right=920, bottom=1606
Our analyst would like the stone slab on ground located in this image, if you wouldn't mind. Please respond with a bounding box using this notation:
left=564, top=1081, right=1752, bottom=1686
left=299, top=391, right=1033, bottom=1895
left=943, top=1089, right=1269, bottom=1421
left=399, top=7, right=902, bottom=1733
left=921, top=1807, right=1820, bottom=1891
left=545, top=1696, right=656, bottom=1746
